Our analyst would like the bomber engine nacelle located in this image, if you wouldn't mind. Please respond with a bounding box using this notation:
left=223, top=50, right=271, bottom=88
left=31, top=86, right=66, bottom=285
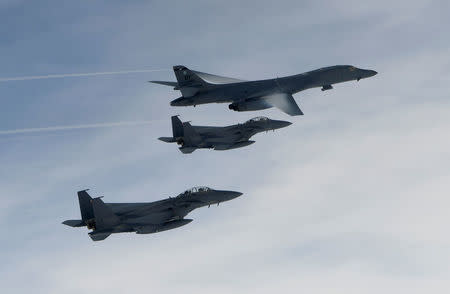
left=228, top=100, right=271, bottom=112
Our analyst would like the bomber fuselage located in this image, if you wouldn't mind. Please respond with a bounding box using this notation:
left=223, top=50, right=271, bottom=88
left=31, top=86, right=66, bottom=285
left=170, top=65, right=377, bottom=106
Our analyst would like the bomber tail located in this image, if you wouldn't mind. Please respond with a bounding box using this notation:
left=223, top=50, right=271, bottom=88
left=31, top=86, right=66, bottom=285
left=172, top=65, right=212, bottom=97
left=173, top=65, right=211, bottom=88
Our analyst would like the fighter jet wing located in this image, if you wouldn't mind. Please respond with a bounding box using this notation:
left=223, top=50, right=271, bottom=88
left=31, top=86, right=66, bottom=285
left=262, top=93, right=304, bottom=116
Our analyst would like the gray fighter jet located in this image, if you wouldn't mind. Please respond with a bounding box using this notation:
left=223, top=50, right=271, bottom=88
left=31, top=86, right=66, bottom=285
left=63, top=187, right=242, bottom=241
left=159, top=115, right=291, bottom=153
left=151, top=65, right=377, bottom=116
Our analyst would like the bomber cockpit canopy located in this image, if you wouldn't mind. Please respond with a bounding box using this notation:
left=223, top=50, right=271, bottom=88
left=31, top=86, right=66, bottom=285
left=245, top=116, right=269, bottom=124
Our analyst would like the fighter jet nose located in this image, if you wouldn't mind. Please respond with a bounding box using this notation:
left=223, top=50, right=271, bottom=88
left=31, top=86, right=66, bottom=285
left=282, top=121, right=293, bottom=127
left=225, top=191, right=243, bottom=200
left=369, top=70, right=378, bottom=77
left=272, top=120, right=292, bottom=129
left=232, top=191, right=243, bottom=197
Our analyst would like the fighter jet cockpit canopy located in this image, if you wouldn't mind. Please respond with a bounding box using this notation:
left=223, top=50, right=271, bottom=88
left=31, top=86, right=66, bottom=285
left=178, top=186, right=213, bottom=197
left=245, top=116, right=269, bottom=124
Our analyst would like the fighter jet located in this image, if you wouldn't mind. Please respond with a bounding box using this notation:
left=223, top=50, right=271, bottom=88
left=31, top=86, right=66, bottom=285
left=63, top=187, right=243, bottom=241
left=159, top=115, right=291, bottom=153
left=151, top=65, right=377, bottom=116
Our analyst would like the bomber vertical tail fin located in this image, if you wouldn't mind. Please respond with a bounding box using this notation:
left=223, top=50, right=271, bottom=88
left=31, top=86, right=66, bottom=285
left=173, top=65, right=210, bottom=88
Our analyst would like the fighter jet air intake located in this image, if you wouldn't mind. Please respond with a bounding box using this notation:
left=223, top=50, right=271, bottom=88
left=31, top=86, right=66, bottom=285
left=159, top=115, right=291, bottom=153
left=151, top=65, right=377, bottom=116
left=63, top=188, right=243, bottom=241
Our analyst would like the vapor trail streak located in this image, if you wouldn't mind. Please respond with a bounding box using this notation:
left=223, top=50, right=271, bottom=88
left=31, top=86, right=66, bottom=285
left=0, top=69, right=168, bottom=82
left=0, top=121, right=154, bottom=135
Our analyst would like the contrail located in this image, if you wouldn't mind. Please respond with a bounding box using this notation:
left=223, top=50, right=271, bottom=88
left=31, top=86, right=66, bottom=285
left=0, top=120, right=156, bottom=135
left=0, top=69, right=168, bottom=82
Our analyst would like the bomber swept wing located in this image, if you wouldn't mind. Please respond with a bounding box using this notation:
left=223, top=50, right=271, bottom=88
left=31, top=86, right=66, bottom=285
left=191, top=70, right=246, bottom=84
left=262, top=93, right=304, bottom=116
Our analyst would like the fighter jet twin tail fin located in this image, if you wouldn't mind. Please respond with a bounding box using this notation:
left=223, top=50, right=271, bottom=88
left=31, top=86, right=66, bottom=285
left=63, top=190, right=120, bottom=241
left=62, top=190, right=94, bottom=227
left=158, top=116, right=202, bottom=154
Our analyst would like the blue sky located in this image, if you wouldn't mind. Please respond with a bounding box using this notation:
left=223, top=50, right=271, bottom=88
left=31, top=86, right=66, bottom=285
left=1, top=1, right=450, bottom=293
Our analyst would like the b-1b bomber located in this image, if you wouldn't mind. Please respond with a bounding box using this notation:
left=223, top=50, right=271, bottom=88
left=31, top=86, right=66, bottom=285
left=63, top=187, right=242, bottom=241
left=159, top=115, right=291, bottom=153
left=151, top=64, right=377, bottom=116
